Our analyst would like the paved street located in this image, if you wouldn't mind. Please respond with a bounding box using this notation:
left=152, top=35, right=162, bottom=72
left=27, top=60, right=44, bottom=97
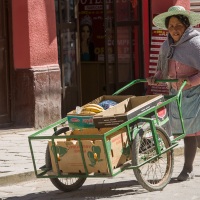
left=1, top=151, right=200, bottom=200
left=0, top=127, right=200, bottom=200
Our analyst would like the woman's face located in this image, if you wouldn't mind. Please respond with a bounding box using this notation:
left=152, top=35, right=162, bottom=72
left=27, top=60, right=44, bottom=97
left=167, top=16, right=187, bottom=43
left=81, top=25, right=90, bottom=40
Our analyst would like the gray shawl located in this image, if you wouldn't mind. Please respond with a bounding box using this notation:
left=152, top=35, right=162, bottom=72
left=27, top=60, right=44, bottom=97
left=157, top=26, right=200, bottom=135
left=157, top=26, right=200, bottom=78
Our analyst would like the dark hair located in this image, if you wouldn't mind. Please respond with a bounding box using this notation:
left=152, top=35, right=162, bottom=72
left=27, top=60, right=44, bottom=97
left=80, top=24, right=92, bottom=34
left=80, top=24, right=93, bottom=45
left=165, top=14, right=190, bottom=28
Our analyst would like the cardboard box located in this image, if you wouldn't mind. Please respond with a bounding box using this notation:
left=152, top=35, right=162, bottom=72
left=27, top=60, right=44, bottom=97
left=48, top=127, right=131, bottom=174
left=67, top=95, right=132, bottom=129
left=93, top=95, right=165, bottom=128
left=71, top=127, right=112, bottom=135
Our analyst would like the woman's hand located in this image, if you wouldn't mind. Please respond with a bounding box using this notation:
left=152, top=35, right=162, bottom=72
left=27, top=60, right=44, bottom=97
left=146, top=77, right=158, bottom=85
left=178, top=77, right=190, bottom=86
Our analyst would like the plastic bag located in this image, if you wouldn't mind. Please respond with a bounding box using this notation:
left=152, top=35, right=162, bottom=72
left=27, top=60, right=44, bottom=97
left=98, top=100, right=117, bottom=110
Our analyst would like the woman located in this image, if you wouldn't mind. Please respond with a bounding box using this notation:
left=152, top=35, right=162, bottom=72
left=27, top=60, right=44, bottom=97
left=147, top=5, right=200, bottom=181
left=80, top=15, right=95, bottom=61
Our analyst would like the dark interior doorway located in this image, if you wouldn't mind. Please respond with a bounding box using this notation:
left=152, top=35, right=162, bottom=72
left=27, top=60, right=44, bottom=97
left=0, top=0, right=11, bottom=127
left=55, top=0, right=144, bottom=116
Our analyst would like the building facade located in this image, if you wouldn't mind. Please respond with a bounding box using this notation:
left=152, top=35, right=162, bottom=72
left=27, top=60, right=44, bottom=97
left=0, top=0, right=189, bottom=129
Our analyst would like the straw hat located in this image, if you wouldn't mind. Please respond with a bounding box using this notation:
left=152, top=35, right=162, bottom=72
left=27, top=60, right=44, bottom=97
left=153, top=5, right=200, bottom=29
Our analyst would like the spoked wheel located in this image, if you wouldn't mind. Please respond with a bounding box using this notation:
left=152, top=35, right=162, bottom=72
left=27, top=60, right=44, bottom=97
left=45, top=127, right=86, bottom=192
left=132, top=125, right=174, bottom=191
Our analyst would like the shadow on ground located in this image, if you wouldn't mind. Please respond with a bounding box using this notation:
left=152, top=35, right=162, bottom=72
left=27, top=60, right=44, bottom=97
left=5, top=180, right=147, bottom=200
left=5, top=175, right=195, bottom=199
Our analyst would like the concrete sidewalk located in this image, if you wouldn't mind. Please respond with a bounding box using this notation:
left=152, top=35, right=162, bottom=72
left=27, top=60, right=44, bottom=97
left=0, top=127, right=50, bottom=186
left=0, top=127, right=185, bottom=186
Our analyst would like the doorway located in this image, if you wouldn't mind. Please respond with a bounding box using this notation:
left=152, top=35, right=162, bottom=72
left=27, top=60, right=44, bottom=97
left=80, top=0, right=144, bottom=104
left=55, top=0, right=144, bottom=116
left=0, top=0, right=11, bottom=126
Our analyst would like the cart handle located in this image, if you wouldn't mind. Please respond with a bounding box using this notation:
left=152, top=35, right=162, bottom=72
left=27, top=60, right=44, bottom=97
left=112, top=79, right=185, bottom=95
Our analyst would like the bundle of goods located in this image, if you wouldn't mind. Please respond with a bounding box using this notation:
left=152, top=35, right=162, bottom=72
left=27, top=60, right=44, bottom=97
left=67, top=95, right=131, bottom=129
left=76, top=104, right=105, bottom=115
left=75, top=100, right=118, bottom=116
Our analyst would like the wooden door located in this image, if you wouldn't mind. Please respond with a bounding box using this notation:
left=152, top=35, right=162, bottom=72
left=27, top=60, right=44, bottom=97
left=0, top=0, right=11, bottom=125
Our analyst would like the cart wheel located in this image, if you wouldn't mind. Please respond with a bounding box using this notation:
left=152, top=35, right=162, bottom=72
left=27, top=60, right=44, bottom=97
left=132, top=125, right=174, bottom=191
left=45, top=127, right=86, bottom=192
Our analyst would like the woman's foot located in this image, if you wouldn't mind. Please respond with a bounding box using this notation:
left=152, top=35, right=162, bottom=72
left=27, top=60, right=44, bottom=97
left=177, top=171, right=194, bottom=181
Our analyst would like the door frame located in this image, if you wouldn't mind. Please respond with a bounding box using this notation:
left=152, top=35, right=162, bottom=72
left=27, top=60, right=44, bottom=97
left=55, top=0, right=81, bottom=116
left=103, top=0, right=144, bottom=94
left=0, top=0, right=14, bottom=127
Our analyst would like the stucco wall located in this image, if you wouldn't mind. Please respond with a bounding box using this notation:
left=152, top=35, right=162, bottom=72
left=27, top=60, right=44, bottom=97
left=11, top=0, right=61, bottom=128
left=173, top=0, right=190, bottom=10
left=152, top=0, right=190, bottom=17
left=12, top=0, right=58, bottom=69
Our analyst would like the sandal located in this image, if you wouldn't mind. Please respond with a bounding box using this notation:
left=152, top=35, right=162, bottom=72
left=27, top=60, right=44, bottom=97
left=177, top=171, right=194, bottom=181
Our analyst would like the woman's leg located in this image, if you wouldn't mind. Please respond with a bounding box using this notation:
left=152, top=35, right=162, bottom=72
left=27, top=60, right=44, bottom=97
left=177, top=136, right=197, bottom=181
left=196, top=135, right=200, bottom=148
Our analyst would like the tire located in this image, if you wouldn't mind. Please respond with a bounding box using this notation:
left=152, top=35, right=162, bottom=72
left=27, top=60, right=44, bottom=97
left=132, top=125, right=174, bottom=191
left=45, top=127, right=86, bottom=192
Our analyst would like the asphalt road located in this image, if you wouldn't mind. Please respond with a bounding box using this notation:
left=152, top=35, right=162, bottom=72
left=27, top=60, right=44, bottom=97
left=1, top=152, right=200, bottom=200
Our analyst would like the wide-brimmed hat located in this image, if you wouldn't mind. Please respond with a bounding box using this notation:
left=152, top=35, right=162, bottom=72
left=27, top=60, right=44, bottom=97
left=153, top=5, right=200, bottom=29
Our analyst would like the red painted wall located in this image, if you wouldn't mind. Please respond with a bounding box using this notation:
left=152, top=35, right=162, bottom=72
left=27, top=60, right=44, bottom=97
left=173, top=0, right=190, bottom=10
left=152, top=0, right=174, bottom=17
left=152, top=0, right=190, bottom=20
left=12, top=0, right=58, bottom=69
left=142, top=0, right=150, bottom=79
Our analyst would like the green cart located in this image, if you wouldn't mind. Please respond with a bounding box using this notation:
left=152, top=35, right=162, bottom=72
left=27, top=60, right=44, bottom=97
left=28, top=79, right=186, bottom=192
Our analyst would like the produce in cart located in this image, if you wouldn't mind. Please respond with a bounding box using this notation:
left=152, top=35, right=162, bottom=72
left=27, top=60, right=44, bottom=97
left=75, top=103, right=104, bottom=115
left=67, top=95, right=132, bottom=129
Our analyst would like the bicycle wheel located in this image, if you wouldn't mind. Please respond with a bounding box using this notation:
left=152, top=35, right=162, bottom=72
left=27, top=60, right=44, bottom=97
left=132, top=125, right=174, bottom=191
left=45, top=127, right=86, bottom=192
